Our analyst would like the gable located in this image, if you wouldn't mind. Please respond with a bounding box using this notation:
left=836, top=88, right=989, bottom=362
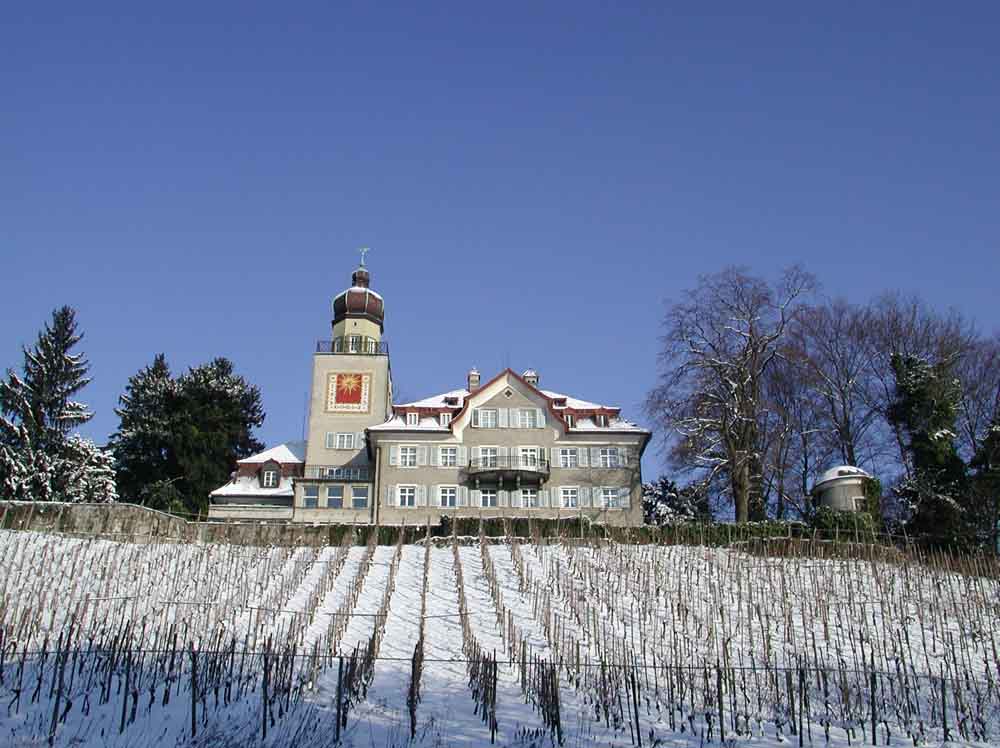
left=451, top=369, right=563, bottom=437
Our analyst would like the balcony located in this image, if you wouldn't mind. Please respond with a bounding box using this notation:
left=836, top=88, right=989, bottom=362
left=316, top=337, right=389, bottom=355
left=464, top=455, right=550, bottom=486
left=304, top=466, right=372, bottom=481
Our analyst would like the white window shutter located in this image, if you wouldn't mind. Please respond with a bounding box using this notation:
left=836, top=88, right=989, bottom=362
left=510, top=409, right=521, bottom=429
left=539, top=489, right=549, bottom=507
left=389, top=445, right=399, bottom=466
left=431, top=485, right=440, bottom=507
left=619, top=446, right=628, bottom=466
left=498, top=408, right=509, bottom=428
left=536, top=408, right=545, bottom=428
left=459, top=486, right=469, bottom=507
left=499, top=446, right=509, bottom=463
left=417, top=447, right=427, bottom=467
left=511, top=490, right=521, bottom=508
left=387, top=485, right=396, bottom=507
left=550, top=447, right=559, bottom=465
left=472, top=409, right=480, bottom=428
left=430, top=448, right=439, bottom=467
left=417, top=485, right=427, bottom=507
left=499, top=490, right=509, bottom=507
left=326, top=432, right=336, bottom=449
left=579, top=448, right=589, bottom=468
left=580, top=487, right=591, bottom=508
left=471, top=489, right=481, bottom=507
left=591, top=447, right=601, bottom=466
left=356, top=432, right=365, bottom=449
left=471, top=446, right=480, bottom=463
left=619, top=486, right=630, bottom=509
left=458, top=446, right=469, bottom=466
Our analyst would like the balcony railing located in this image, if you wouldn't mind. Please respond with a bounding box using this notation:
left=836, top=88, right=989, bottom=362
left=304, top=466, right=372, bottom=481
left=316, top=337, right=389, bottom=355
left=466, top=455, right=550, bottom=477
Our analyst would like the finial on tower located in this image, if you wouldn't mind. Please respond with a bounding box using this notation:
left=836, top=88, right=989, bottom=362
left=358, top=247, right=370, bottom=268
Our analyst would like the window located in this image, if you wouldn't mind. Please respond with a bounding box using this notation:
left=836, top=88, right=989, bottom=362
left=480, top=489, right=498, bottom=508
left=303, top=485, right=319, bottom=508
left=352, top=486, right=369, bottom=509
left=600, top=447, right=621, bottom=468
left=522, top=488, right=539, bottom=508
left=480, top=447, right=499, bottom=468
left=348, top=335, right=361, bottom=352
left=595, top=414, right=609, bottom=427
left=326, top=466, right=367, bottom=480
left=439, top=412, right=452, bottom=427
left=440, top=486, right=457, bottom=507
left=561, top=487, right=579, bottom=508
left=326, top=485, right=344, bottom=509
left=559, top=448, right=578, bottom=469
left=262, top=469, right=279, bottom=488
left=336, top=433, right=356, bottom=450
left=440, top=446, right=458, bottom=467
left=520, top=409, right=537, bottom=429
left=406, top=412, right=419, bottom=426
left=564, top=414, right=575, bottom=428
left=476, top=409, right=498, bottom=428
left=853, top=497, right=866, bottom=512
left=520, top=446, right=540, bottom=467
left=601, top=487, right=620, bottom=509
left=400, top=446, right=418, bottom=467
left=398, top=486, right=416, bottom=507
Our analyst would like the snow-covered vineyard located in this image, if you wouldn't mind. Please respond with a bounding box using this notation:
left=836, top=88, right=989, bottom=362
left=0, top=528, right=998, bottom=747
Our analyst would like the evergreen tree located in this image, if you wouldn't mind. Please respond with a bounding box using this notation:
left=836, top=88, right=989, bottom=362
left=109, top=356, right=264, bottom=516
left=888, top=353, right=970, bottom=544
left=642, top=476, right=711, bottom=525
left=970, top=417, right=1000, bottom=548
left=0, top=307, right=116, bottom=502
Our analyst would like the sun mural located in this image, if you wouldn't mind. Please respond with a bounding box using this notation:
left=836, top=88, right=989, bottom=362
left=326, top=372, right=371, bottom=412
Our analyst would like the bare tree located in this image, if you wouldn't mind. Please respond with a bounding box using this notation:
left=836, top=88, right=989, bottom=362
left=956, top=333, right=1000, bottom=462
left=790, top=299, right=881, bottom=470
left=646, top=266, right=815, bottom=523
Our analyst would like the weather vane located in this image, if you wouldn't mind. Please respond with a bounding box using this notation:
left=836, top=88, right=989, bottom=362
left=358, top=247, right=371, bottom=267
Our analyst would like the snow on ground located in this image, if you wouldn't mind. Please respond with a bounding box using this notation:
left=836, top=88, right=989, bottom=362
left=0, top=528, right=997, bottom=747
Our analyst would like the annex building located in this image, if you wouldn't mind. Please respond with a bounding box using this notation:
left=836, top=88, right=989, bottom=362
left=209, top=261, right=650, bottom=526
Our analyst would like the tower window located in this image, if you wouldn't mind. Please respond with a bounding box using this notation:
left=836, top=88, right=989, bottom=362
left=348, top=335, right=361, bottom=352
left=335, top=433, right=356, bottom=450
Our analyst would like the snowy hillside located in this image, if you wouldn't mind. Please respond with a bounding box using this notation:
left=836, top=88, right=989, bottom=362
left=0, top=528, right=997, bottom=746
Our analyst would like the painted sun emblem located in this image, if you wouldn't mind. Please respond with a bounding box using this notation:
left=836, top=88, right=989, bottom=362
left=338, top=374, right=361, bottom=395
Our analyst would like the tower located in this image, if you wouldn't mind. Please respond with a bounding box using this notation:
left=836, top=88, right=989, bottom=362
left=298, top=255, right=393, bottom=520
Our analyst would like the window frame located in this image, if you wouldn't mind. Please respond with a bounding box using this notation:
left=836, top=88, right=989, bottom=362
left=564, top=413, right=575, bottom=428
left=335, top=432, right=356, bottom=450
left=439, top=446, right=458, bottom=467
left=559, top=448, right=579, bottom=469
left=303, top=484, right=319, bottom=508
left=398, top=485, right=417, bottom=508
left=601, top=487, right=620, bottom=509
left=262, top=469, right=279, bottom=488
left=439, top=485, right=458, bottom=508
left=520, top=408, right=537, bottom=429
left=439, top=412, right=452, bottom=427
left=561, top=486, right=579, bottom=509
left=480, top=488, right=498, bottom=508
left=522, top=488, right=539, bottom=509
left=406, top=412, right=419, bottom=427
left=519, top=446, right=540, bottom=467
left=599, top=447, right=620, bottom=468
left=351, top=485, right=369, bottom=509
left=477, top=408, right=499, bottom=428
left=326, top=485, right=344, bottom=509
left=479, top=446, right=499, bottom=468
left=399, top=445, right=418, bottom=468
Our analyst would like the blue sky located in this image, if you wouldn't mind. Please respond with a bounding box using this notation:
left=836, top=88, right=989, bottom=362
left=3, top=3, right=998, bottom=477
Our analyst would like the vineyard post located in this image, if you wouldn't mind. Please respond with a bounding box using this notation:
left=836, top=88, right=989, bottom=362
left=336, top=655, right=343, bottom=741
left=189, top=642, right=197, bottom=740
left=716, top=662, right=724, bottom=743
left=869, top=668, right=877, bottom=745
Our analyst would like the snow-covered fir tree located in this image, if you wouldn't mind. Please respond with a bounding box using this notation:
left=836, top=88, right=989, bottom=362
left=642, top=476, right=711, bottom=525
left=0, top=307, right=117, bottom=502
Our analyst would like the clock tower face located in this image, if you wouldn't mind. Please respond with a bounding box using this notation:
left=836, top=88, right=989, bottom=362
left=326, top=372, right=372, bottom=413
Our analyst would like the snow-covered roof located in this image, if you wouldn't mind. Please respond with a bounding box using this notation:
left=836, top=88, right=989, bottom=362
left=814, top=465, right=871, bottom=489
left=570, top=417, right=648, bottom=433
left=368, top=415, right=451, bottom=432
left=210, top=475, right=294, bottom=499
left=540, top=390, right=603, bottom=410
left=237, top=441, right=306, bottom=465
left=395, top=389, right=469, bottom=409
left=334, top=285, right=384, bottom=301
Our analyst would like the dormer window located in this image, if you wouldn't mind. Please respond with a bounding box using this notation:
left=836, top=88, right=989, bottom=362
left=262, top=469, right=279, bottom=488
left=553, top=398, right=567, bottom=408
left=564, top=414, right=575, bottom=428
left=406, top=412, right=419, bottom=426
left=439, top=412, right=452, bottom=427
left=595, top=414, right=609, bottom=427
left=444, top=397, right=459, bottom=406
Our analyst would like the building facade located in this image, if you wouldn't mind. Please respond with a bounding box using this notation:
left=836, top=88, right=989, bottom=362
left=209, top=262, right=650, bottom=526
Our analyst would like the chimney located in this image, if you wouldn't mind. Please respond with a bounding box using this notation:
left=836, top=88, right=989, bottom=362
left=467, top=367, right=481, bottom=392
left=522, top=369, right=539, bottom=386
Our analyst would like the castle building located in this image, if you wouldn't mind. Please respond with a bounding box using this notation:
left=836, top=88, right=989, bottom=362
left=209, top=261, right=650, bottom=526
